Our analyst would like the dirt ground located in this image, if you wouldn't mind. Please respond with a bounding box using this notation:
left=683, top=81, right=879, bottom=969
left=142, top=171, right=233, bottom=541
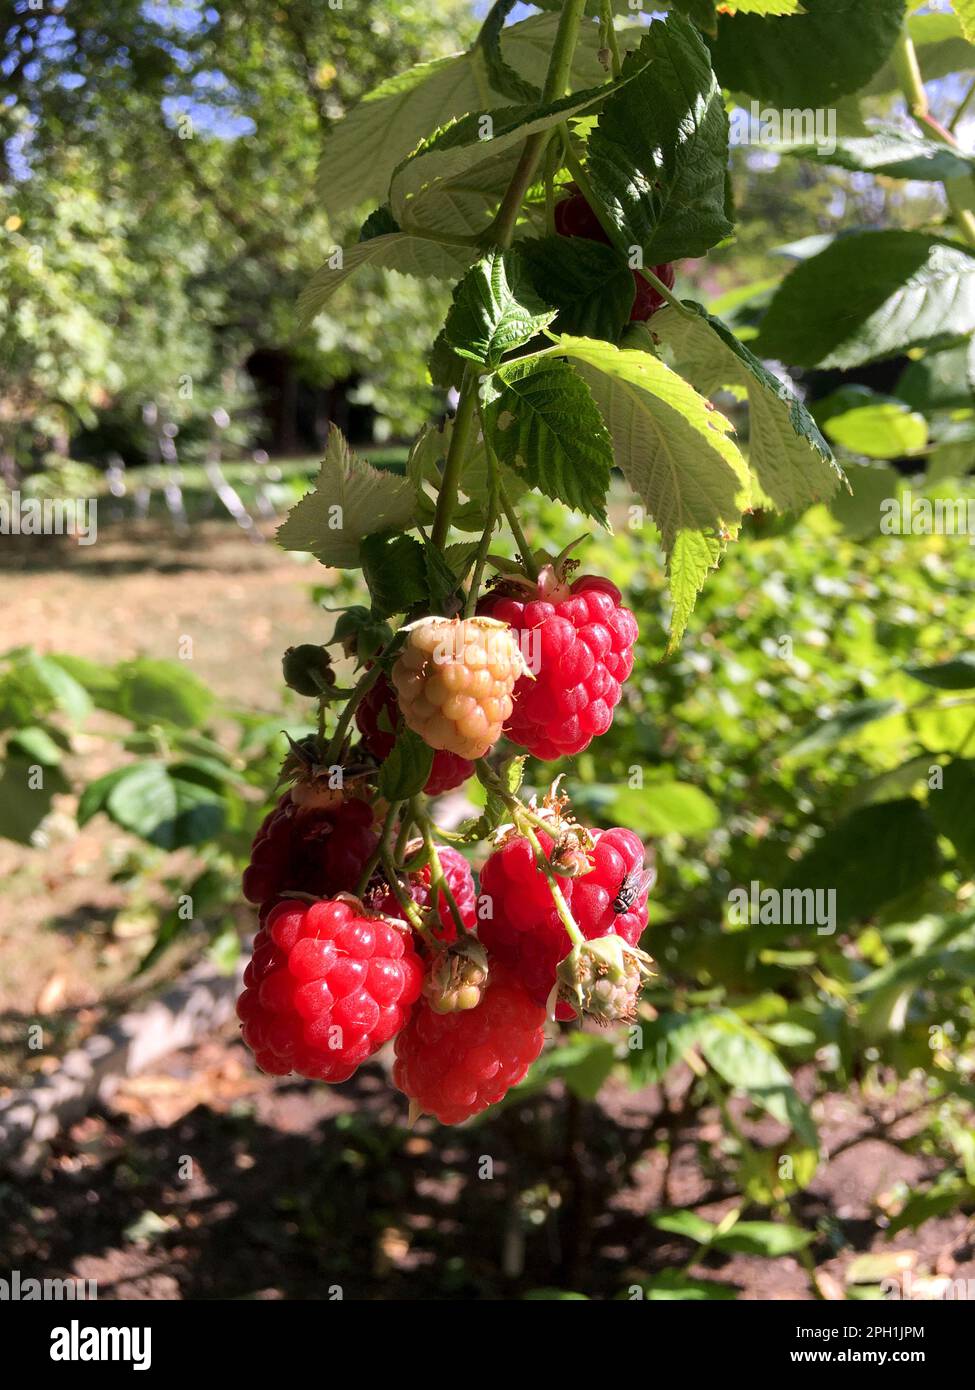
left=4, top=1027, right=973, bottom=1301
left=2, top=518, right=973, bottom=1300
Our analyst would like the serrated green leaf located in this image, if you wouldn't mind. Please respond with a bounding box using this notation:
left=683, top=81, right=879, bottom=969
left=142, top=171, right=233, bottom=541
left=756, top=232, right=975, bottom=369
left=478, top=0, right=543, bottom=102
left=358, top=205, right=400, bottom=241
left=957, top=0, right=975, bottom=43
left=556, top=334, right=749, bottom=646
left=316, top=13, right=622, bottom=218
left=379, top=726, right=435, bottom=801
left=278, top=428, right=416, bottom=569
left=299, top=234, right=473, bottom=326
left=486, top=355, right=615, bottom=523
left=653, top=304, right=844, bottom=513
left=444, top=250, right=555, bottom=369
left=389, top=63, right=644, bottom=239
left=360, top=532, right=428, bottom=617
left=587, top=14, right=732, bottom=264
left=518, top=236, right=636, bottom=341
left=783, top=126, right=975, bottom=183
left=709, top=0, right=907, bottom=106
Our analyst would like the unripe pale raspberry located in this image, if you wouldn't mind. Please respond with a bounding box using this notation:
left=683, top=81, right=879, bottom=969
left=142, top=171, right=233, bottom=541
left=236, top=896, right=424, bottom=1081
left=391, top=616, right=525, bottom=760
left=393, top=961, right=546, bottom=1124
left=479, top=825, right=652, bottom=1020
left=356, top=671, right=473, bottom=795
left=478, top=568, right=638, bottom=760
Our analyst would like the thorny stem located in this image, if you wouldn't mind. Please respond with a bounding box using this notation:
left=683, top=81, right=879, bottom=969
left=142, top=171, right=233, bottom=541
left=893, top=29, right=975, bottom=248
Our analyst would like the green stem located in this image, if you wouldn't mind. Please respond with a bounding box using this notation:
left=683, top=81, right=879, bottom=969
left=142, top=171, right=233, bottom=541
left=949, top=75, right=975, bottom=134
left=356, top=800, right=400, bottom=897
left=431, top=363, right=480, bottom=550
left=379, top=845, right=431, bottom=939
left=394, top=809, right=415, bottom=862
left=559, top=129, right=695, bottom=318
left=893, top=29, right=975, bottom=248
left=465, top=410, right=499, bottom=617
left=497, top=476, right=540, bottom=580
left=521, top=819, right=585, bottom=948
left=412, top=797, right=468, bottom=938
left=487, top=0, right=588, bottom=248
left=599, top=0, right=622, bottom=80
left=323, top=661, right=385, bottom=765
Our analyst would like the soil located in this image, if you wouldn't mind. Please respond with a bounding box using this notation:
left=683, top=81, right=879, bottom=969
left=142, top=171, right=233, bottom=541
left=4, top=1028, right=972, bottom=1301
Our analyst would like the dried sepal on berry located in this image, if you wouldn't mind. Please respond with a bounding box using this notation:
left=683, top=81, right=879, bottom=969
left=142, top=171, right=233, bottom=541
left=556, top=934, right=656, bottom=1025
left=423, top=938, right=490, bottom=1014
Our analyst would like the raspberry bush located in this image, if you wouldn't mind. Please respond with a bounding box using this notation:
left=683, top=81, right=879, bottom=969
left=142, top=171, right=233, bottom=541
left=234, top=0, right=856, bottom=1127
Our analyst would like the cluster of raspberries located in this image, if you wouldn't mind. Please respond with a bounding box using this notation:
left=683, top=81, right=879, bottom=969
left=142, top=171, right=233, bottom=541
left=239, top=794, right=650, bottom=1123
left=237, top=554, right=648, bottom=1123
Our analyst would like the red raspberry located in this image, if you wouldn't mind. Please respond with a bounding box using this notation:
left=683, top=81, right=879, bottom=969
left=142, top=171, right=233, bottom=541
left=478, top=569, right=638, bottom=760
left=392, top=961, right=546, bottom=1124
left=630, top=260, right=675, bottom=321
left=554, top=188, right=611, bottom=244
left=236, top=896, right=423, bottom=1081
left=478, top=825, right=650, bottom=1020
left=372, top=844, right=476, bottom=943
left=242, top=794, right=378, bottom=915
left=356, top=672, right=473, bottom=795
left=554, top=187, right=676, bottom=322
